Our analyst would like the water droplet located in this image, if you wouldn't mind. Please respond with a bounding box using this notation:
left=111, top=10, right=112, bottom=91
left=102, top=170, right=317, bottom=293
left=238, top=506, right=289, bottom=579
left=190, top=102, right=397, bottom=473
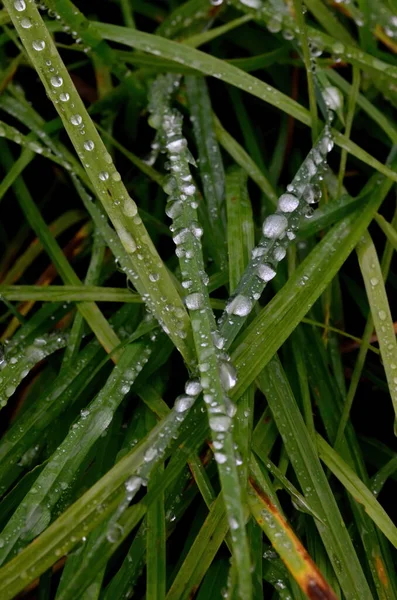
left=149, top=273, right=160, bottom=282
left=225, top=295, right=252, bottom=317
left=214, top=452, right=227, bottom=464
left=185, top=293, right=203, bottom=310
left=370, top=277, right=378, bottom=286
left=273, top=246, right=286, bottom=261
left=144, top=447, right=158, bottom=462
left=112, top=172, right=121, bottom=182
left=106, top=523, right=123, bottom=543
left=219, top=361, right=237, bottom=391
left=378, top=310, right=387, bottom=321
left=166, top=138, right=187, bottom=153
left=185, top=378, right=202, bottom=396
left=99, top=171, right=109, bottom=181
left=278, top=193, right=299, bottom=213
left=32, top=40, right=45, bottom=51
left=209, top=415, right=232, bottom=432
left=20, top=17, right=32, bottom=28
left=332, top=42, right=344, bottom=54
left=175, top=395, right=195, bottom=412
left=59, top=93, right=70, bottom=102
left=83, top=140, right=95, bottom=151
left=257, top=263, right=276, bottom=282
left=262, top=214, right=288, bottom=239
left=125, top=475, right=143, bottom=493
left=118, top=228, right=137, bottom=254
left=182, top=184, right=196, bottom=196
left=165, top=199, right=183, bottom=219
left=323, top=87, right=343, bottom=111
left=70, top=114, right=82, bottom=126
left=14, top=0, right=26, bottom=11
left=50, top=76, right=63, bottom=88
left=306, top=158, right=317, bottom=178
left=240, top=0, right=261, bottom=7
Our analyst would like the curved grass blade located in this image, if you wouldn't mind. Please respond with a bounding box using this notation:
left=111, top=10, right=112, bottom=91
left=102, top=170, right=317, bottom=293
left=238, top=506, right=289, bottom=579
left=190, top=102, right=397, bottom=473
left=219, top=128, right=334, bottom=347
left=356, top=231, right=397, bottom=432
left=317, top=434, right=397, bottom=547
left=248, top=465, right=337, bottom=600
left=257, top=356, right=373, bottom=598
left=0, top=142, right=121, bottom=356
left=185, top=76, right=228, bottom=272
left=5, top=0, right=194, bottom=364
left=214, top=114, right=277, bottom=205
left=0, top=333, right=66, bottom=411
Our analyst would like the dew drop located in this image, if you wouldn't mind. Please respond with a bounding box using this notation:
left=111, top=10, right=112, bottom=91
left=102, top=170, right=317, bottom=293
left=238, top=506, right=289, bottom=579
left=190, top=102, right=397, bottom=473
left=257, top=263, right=276, bottom=282
left=175, top=395, right=195, bottom=413
left=70, top=114, right=82, bottom=126
left=125, top=475, right=143, bottom=493
left=166, top=138, right=187, bottom=153
left=32, top=40, right=45, bottom=51
left=144, top=447, right=158, bottom=462
left=112, top=172, right=121, bottom=182
left=323, top=87, right=343, bottom=111
left=50, top=76, right=63, bottom=88
left=59, top=93, right=70, bottom=102
left=378, top=310, right=387, bottom=321
left=273, top=246, right=286, bottom=261
left=14, top=0, right=26, bottom=11
left=209, top=415, right=232, bottom=432
left=83, top=140, right=95, bottom=151
left=99, top=171, right=109, bottom=181
left=262, top=214, right=288, bottom=239
left=370, top=277, right=378, bottom=286
left=214, top=452, right=227, bottom=464
left=20, top=17, right=32, bottom=28
left=185, top=378, right=202, bottom=396
left=219, top=361, right=237, bottom=391
left=278, top=193, right=299, bottom=213
left=122, top=198, right=138, bottom=217
left=185, top=292, right=203, bottom=310
left=225, top=295, right=252, bottom=317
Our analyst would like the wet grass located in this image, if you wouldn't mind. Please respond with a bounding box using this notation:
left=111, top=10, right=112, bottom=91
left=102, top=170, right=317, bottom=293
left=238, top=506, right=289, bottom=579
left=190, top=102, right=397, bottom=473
left=0, top=0, right=396, bottom=599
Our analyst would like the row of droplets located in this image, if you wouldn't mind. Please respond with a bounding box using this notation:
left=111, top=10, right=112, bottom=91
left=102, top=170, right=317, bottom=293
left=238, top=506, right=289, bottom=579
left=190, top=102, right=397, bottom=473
left=148, top=75, right=240, bottom=468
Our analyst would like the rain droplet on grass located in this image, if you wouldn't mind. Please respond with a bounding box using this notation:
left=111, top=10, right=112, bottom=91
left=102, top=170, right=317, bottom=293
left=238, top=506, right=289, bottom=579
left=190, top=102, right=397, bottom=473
left=70, top=114, right=82, bottom=126
left=209, top=415, right=232, bottom=432
left=20, top=17, right=32, bottom=28
left=123, top=198, right=138, bottom=217
left=59, top=93, right=70, bottom=102
left=175, top=395, right=195, bottom=412
left=185, top=378, right=202, bottom=396
left=14, top=0, right=26, bottom=11
left=32, top=40, right=46, bottom=51
left=278, top=193, right=299, bottom=213
left=99, top=171, right=109, bottom=181
left=185, top=293, right=203, bottom=310
left=219, top=361, right=237, bottom=391
left=225, top=295, right=252, bottom=317
left=84, top=140, right=95, bottom=151
left=262, top=214, right=288, bottom=239
left=257, top=263, right=276, bottom=282
left=50, top=76, right=63, bottom=88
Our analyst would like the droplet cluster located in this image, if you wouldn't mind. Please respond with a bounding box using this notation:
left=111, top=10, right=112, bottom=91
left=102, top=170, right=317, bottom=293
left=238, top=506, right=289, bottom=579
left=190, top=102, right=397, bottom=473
left=218, top=126, right=334, bottom=342
left=148, top=74, right=241, bottom=475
